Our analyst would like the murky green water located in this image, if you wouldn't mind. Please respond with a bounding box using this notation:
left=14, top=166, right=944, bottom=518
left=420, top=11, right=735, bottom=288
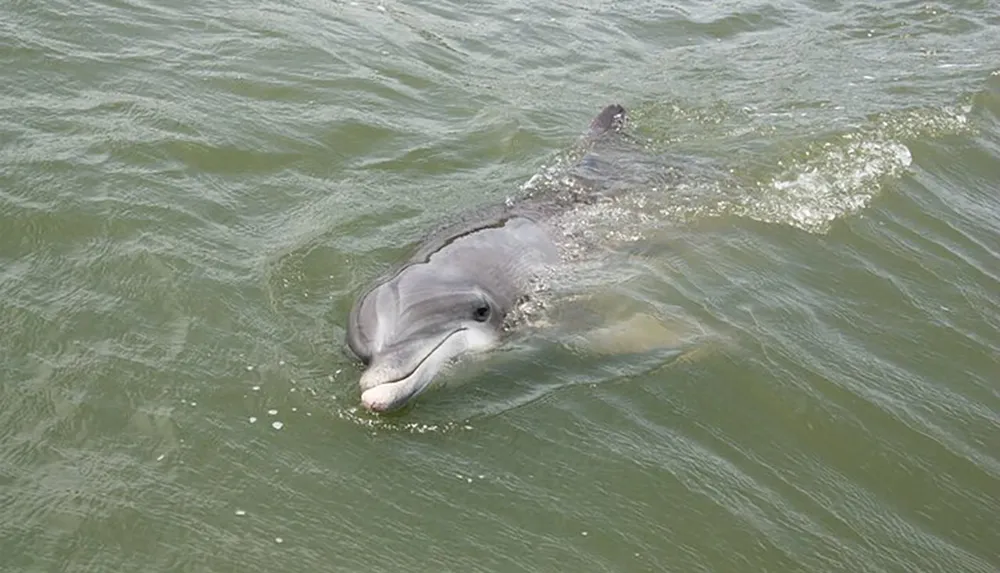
left=2, top=0, right=999, bottom=571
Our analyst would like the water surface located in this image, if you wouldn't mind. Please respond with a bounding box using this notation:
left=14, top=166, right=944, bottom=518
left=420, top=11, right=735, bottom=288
left=2, top=0, right=999, bottom=571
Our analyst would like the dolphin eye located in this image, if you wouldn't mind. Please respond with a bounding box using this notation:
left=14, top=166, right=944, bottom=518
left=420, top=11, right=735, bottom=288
left=472, top=304, right=491, bottom=322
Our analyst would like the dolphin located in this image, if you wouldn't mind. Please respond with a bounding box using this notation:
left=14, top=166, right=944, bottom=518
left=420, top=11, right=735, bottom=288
left=346, top=104, right=629, bottom=412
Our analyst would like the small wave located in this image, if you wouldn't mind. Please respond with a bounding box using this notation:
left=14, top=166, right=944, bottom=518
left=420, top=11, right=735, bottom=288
left=517, top=105, right=975, bottom=237
left=742, top=139, right=913, bottom=233
left=731, top=105, right=973, bottom=233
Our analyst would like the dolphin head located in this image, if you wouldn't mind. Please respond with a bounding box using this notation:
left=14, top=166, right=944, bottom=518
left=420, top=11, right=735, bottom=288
left=346, top=264, right=509, bottom=412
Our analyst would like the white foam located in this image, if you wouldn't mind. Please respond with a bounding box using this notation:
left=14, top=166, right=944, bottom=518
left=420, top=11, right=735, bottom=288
left=557, top=105, right=969, bottom=235
left=745, top=139, right=913, bottom=233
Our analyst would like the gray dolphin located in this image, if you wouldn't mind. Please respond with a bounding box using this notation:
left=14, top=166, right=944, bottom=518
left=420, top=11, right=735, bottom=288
left=346, top=104, right=628, bottom=412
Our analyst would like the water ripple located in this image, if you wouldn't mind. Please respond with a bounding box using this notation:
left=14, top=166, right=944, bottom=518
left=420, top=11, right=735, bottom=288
left=2, top=0, right=1000, bottom=571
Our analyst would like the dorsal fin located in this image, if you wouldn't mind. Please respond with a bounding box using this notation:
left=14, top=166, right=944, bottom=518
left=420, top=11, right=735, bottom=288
left=586, top=104, right=627, bottom=137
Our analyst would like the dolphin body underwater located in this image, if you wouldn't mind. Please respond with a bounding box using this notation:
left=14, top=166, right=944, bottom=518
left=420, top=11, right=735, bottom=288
left=346, top=104, right=640, bottom=412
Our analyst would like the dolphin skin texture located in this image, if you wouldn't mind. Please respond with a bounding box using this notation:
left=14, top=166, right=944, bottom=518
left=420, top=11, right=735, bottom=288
left=346, top=104, right=628, bottom=412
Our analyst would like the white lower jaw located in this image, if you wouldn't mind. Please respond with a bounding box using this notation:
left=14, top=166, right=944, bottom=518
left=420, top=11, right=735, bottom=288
left=358, top=327, right=499, bottom=412
left=360, top=373, right=434, bottom=412
left=359, top=334, right=464, bottom=412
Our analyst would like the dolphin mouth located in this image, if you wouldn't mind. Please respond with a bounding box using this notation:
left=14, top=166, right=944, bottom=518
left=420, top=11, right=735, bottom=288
left=359, top=328, right=466, bottom=412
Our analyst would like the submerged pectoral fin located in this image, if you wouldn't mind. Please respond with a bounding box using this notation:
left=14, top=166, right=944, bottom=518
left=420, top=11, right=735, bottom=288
left=571, top=312, right=715, bottom=365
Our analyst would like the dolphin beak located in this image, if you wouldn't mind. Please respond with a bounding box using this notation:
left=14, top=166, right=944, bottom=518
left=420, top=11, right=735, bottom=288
left=358, top=329, right=469, bottom=412
left=360, top=372, right=434, bottom=412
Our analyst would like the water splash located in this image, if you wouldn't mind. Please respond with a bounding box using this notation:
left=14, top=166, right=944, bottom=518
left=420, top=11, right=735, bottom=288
left=333, top=404, right=476, bottom=434
left=732, top=105, right=973, bottom=233
left=742, top=139, right=913, bottom=233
